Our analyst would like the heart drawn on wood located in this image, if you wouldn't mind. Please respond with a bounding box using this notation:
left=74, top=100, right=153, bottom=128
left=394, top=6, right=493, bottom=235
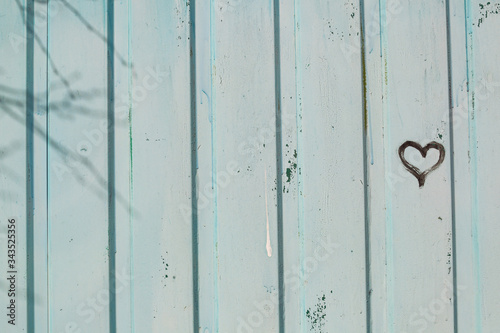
left=398, top=141, right=446, bottom=188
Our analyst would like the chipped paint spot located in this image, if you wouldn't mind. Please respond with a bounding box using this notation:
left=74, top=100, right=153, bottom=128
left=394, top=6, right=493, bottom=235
left=306, top=294, right=327, bottom=332
left=264, top=169, right=272, bottom=257
left=282, top=147, right=298, bottom=193
left=161, top=255, right=169, bottom=281
left=477, top=2, right=500, bottom=27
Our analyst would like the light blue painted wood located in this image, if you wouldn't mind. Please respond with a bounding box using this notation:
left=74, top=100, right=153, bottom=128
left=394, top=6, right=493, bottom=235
left=125, top=1, right=194, bottom=331
left=47, top=1, right=110, bottom=331
left=282, top=1, right=368, bottom=332
left=113, top=0, right=133, bottom=332
left=196, top=1, right=219, bottom=332
left=32, top=0, right=49, bottom=331
left=449, top=0, right=476, bottom=331
left=0, top=2, right=28, bottom=332
left=367, top=1, right=456, bottom=332
left=460, top=1, right=500, bottom=331
left=200, top=1, right=280, bottom=332
left=362, top=0, right=391, bottom=331
left=2, top=0, right=500, bottom=332
left=278, top=1, right=303, bottom=331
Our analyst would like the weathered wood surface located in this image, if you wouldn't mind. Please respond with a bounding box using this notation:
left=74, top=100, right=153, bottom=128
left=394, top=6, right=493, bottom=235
left=0, top=0, right=499, bottom=332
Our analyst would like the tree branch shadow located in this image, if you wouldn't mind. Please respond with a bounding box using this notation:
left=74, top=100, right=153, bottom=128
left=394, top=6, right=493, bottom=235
left=0, top=0, right=141, bottom=260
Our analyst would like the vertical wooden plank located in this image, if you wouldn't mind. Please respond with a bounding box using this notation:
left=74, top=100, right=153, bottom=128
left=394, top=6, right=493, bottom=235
left=369, top=0, right=455, bottom=332
left=114, top=0, right=133, bottom=332
left=457, top=0, right=500, bottom=331
left=47, top=1, right=110, bottom=331
left=278, top=0, right=301, bottom=331
left=0, top=1, right=28, bottom=332
left=218, top=1, right=279, bottom=331
left=196, top=1, right=280, bottom=332
left=448, top=0, right=474, bottom=331
left=33, top=0, right=49, bottom=331
left=362, top=0, right=391, bottom=331
left=128, top=1, right=194, bottom=331
left=5, top=1, right=500, bottom=332
left=287, top=1, right=368, bottom=332
left=195, top=1, right=217, bottom=331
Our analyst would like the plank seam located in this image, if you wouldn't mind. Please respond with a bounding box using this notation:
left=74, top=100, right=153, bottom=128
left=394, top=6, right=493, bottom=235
left=26, top=0, right=35, bottom=331
left=189, top=0, right=200, bottom=332
left=107, top=0, right=117, bottom=331
left=464, top=0, right=482, bottom=331
left=444, top=0, right=459, bottom=331
left=358, top=0, right=372, bottom=331
left=273, top=0, right=286, bottom=332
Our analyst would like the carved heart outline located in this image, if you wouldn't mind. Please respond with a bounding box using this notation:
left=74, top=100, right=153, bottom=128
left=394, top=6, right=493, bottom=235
left=398, top=141, right=446, bottom=188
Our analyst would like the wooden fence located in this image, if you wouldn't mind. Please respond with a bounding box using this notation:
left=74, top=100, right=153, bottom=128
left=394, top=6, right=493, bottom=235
left=0, top=0, right=499, bottom=332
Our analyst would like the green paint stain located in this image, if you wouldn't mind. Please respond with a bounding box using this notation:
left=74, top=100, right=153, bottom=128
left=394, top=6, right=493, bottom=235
left=306, top=294, right=328, bottom=332
left=283, top=149, right=299, bottom=192
left=477, top=2, right=500, bottom=27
